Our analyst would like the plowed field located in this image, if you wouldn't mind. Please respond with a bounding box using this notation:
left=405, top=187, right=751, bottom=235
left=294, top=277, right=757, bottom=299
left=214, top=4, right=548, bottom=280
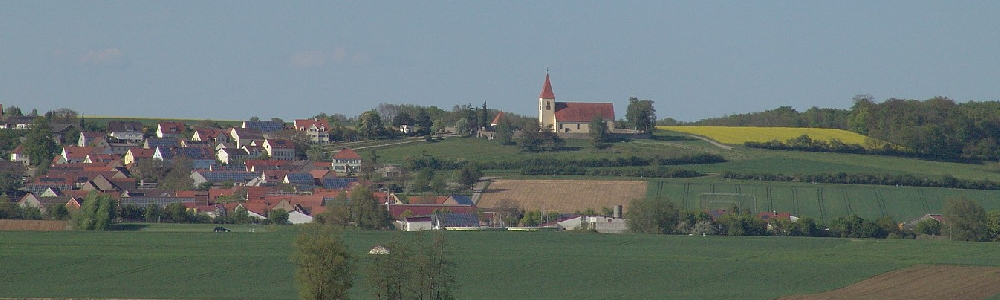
left=0, top=220, right=68, bottom=231
left=778, top=265, right=1000, bottom=300
left=476, top=179, right=646, bottom=212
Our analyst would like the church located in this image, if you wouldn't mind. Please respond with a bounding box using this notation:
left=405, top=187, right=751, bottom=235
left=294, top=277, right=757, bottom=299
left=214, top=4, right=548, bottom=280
left=537, top=74, right=615, bottom=133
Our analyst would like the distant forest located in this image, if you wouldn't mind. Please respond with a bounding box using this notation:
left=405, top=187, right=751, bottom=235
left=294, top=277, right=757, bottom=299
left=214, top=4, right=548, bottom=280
left=663, top=95, right=1000, bottom=160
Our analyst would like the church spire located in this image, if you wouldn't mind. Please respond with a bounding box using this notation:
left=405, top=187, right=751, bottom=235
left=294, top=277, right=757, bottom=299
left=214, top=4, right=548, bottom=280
left=539, top=73, right=555, bottom=99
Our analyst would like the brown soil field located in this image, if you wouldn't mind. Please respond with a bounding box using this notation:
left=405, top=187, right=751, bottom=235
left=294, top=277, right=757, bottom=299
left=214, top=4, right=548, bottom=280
left=476, top=179, right=647, bottom=213
left=778, top=265, right=1000, bottom=300
left=0, top=219, right=69, bottom=231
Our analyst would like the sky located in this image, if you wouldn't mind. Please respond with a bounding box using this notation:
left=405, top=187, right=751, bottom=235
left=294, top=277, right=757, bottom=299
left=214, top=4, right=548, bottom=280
left=2, top=1, right=999, bottom=122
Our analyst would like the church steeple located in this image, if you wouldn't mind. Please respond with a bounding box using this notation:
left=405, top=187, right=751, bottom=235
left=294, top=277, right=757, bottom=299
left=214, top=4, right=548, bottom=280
left=539, top=73, right=555, bottom=99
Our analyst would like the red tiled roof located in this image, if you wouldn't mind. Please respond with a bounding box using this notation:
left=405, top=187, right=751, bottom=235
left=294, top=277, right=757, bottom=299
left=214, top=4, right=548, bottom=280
left=333, top=148, right=360, bottom=160
left=63, top=146, right=97, bottom=159
left=159, top=122, right=185, bottom=134
left=554, top=102, right=615, bottom=123
left=266, top=139, right=295, bottom=149
left=539, top=73, right=555, bottom=99
left=294, top=119, right=330, bottom=131
left=245, top=159, right=292, bottom=172
left=128, top=148, right=156, bottom=159
left=490, top=112, right=505, bottom=126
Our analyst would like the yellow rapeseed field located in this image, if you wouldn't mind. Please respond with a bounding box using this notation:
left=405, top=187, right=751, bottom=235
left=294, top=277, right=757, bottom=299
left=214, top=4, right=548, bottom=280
left=658, top=126, right=870, bottom=145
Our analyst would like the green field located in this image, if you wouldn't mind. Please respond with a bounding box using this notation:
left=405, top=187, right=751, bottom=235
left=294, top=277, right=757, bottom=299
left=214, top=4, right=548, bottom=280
left=647, top=179, right=1000, bottom=222
left=3, top=227, right=1000, bottom=299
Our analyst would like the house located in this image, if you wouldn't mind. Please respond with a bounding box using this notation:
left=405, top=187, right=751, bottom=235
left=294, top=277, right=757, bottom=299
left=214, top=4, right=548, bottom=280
left=400, top=215, right=434, bottom=231
left=107, top=121, right=144, bottom=133
left=229, top=128, right=264, bottom=148
left=192, top=128, right=230, bottom=144
left=321, top=178, right=358, bottom=190
left=78, top=132, right=109, bottom=148
left=144, top=137, right=180, bottom=150
left=17, top=193, right=78, bottom=214
left=157, top=122, right=185, bottom=138
left=284, top=173, right=315, bottom=186
left=387, top=203, right=477, bottom=220
left=242, top=120, right=285, bottom=134
left=190, top=170, right=259, bottom=186
left=0, top=116, right=36, bottom=129
left=217, top=148, right=250, bottom=165
left=331, top=148, right=362, bottom=174
left=124, top=148, right=156, bottom=165
left=10, top=145, right=29, bottom=165
left=58, top=146, right=98, bottom=164
left=294, top=118, right=330, bottom=143
left=537, top=73, right=615, bottom=133
left=153, top=147, right=216, bottom=169
left=262, top=139, right=296, bottom=161
left=558, top=215, right=627, bottom=233
left=431, top=212, right=480, bottom=230
left=903, top=214, right=946, bottom=231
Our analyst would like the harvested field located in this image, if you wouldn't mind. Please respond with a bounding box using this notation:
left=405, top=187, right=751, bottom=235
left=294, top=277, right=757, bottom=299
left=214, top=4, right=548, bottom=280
left=778, top=265, right=1000, bottom=300
left=476, top=179, right=646, bottom=213
left=0, top=220, right=69, bottom=231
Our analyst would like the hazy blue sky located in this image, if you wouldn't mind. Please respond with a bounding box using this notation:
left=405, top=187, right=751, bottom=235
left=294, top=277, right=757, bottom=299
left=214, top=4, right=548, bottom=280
left=2, top=1, right=999, bottom=121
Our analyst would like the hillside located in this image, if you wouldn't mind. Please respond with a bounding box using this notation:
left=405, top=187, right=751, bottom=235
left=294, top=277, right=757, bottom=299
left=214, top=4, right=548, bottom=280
left=366, top=130, right=1000, bottom=221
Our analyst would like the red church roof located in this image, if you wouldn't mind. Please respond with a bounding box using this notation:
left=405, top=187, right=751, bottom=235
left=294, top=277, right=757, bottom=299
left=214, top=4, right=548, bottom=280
left=490, top=112, right=505, bottom=126
left=554, top=102, right=615, bottom=123
left=539, top=74, right=555, bottom=99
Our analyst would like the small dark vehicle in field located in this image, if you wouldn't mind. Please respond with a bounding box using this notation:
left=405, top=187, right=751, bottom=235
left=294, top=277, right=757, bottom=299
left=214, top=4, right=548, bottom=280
left=213, top=227, right=231, bottom=232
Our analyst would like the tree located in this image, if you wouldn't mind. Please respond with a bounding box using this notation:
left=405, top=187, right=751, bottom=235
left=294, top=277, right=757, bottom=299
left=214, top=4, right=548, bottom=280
left=518, top=121, right=543, bottom=152
left=72, top=192, right=116, bottom=230
left=392, top=112, right=414, bottom=127
left=944, top=196, right=989, bottom=241
left=358, top=110, right=385, bottom=140
left=159, top=158, right=194, bottom=191
left=23, top=117, right=59, bottom=166
left=914, top=218, right=943, bottom=236
left=626, top=197, right=680, bottom=234
left=493, top=113, right=514, bottom=145
left=165, top=202, right=190, bottom=223
left=368, top=232, right=454, bottom=300
left=409, top=168, right=433, bottom=193
left=144, top=204, right=161, bottom=222
left=589, top=114, right=609, bottom=149
left=4, top=106, right=22, bottom=116
left=0, top=164, right=25, bottom=195
left=454, top=118, right=471, bottom=137
left=415, top=109, right=433, bottom=136
left=453, top=165, right=482, bottom=190
left=292, top=224, right=354, bottom=300
left=269, top=209, right=290, bottom=225
left=625, top=97, right=656, bottom=133
left=350, top=186, right=390, bottom=230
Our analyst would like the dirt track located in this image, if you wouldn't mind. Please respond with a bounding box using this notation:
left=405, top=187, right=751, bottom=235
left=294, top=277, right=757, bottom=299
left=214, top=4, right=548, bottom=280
left=0, top=220, right=69, bottom=231
left=778, top=265, right=1000, bottom=300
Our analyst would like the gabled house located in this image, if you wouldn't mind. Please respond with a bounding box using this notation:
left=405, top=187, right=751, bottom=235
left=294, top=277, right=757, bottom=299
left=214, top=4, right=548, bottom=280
left=190, top=170, right=258, bottom=186
left=192, top=128, right=230, bottom=144
left=0, top=116, right=36, bottom=130
left=242, top=120, right=285, bottom=134
left=153, top=147, right=216, bottom=169
left=217, top=148, right=250, bottom=165
left=10, top=145, right=29, bottom=165
left=78, top=132, right=109, bottom=148
left=58, top=146, right=98, bottom=164
left=284, top=173, right=315, bottom=186
left=262, top=139, right=296, bottom=161
left=230, top=128, right=264, bottom=148
left=294, top=118, right=330, bottom=143
left=144, top=137, right=180, bottom=150
left=123, top=148, right=156, bottom=165
left=157, top=122, right=186, bottom=138
left=331, top=148, right=362, bottom=174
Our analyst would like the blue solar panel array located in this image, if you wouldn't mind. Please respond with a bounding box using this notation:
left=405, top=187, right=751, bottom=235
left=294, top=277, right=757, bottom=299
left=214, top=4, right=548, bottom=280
left=285, top=173, right=315, bottom=185
left=321, top=178, right=358, bottom=189
left=243, top=121, right=286, bottom=133
left=198, top=171, right=259, bottom=183
left=434, top=212, right=480, bottom=227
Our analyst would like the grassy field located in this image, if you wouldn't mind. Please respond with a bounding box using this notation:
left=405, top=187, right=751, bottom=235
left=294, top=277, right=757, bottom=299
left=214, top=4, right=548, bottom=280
left=4, top=226, right=1000, bottom=299
left=658, top=126, right=870, bottom=145
left=647, top=179, right=1000, bottom=222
